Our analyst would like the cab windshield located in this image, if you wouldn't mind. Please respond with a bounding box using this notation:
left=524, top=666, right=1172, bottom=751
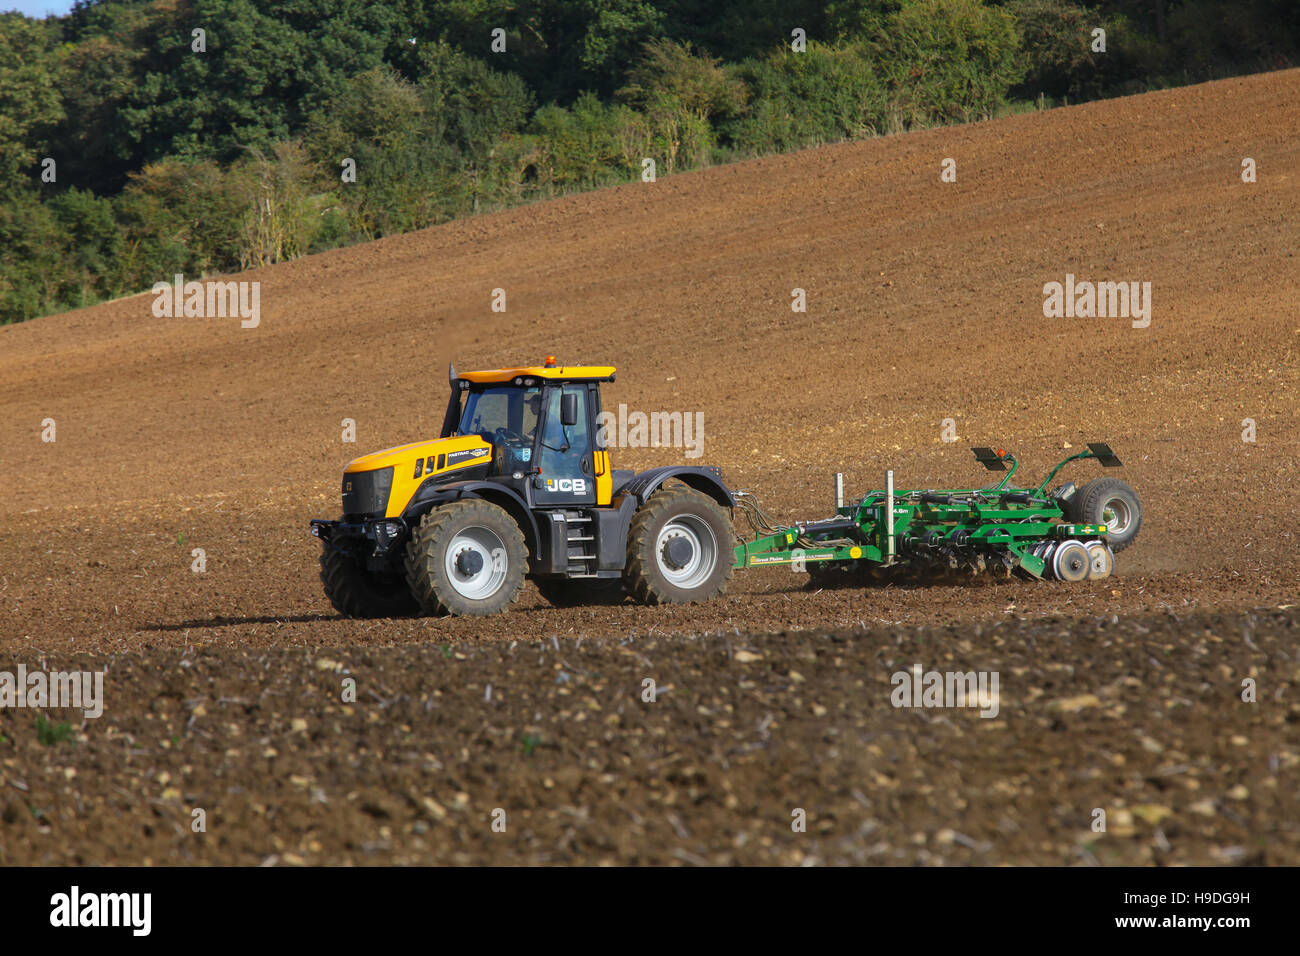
left=457, top=386, right=542, bottom=443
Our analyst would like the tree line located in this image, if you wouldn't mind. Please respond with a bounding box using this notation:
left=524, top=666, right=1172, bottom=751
left=2, top=0, right=1296, bottom=324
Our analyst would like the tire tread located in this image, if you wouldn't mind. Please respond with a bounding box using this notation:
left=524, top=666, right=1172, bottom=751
left=623, top=488, right=734, bottom=605
left=404, top=500, right=527, bottom=616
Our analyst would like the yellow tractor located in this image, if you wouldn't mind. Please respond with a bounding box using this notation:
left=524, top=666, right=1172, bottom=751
left=310, top=358, right=735, bottom=617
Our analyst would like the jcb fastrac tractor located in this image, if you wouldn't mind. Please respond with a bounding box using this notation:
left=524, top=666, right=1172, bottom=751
left=310, top=359, right=737, bottom=617
left=310, top=358, right=1144, bottom=618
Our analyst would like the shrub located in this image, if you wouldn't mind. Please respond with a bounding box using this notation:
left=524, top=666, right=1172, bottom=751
left=1005, top=0, right=1098, bottom=100
left=725, top=41, right=887, bottom=156
left=528, top=93, right=635, bottom=190
left=875, top=0, right=1025, bottom=128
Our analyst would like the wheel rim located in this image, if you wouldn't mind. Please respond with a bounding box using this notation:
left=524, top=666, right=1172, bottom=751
left=1101, top=497, right=1132, bottom=535
left=655, top=516, right=718, bottom=590
left=444, top=526, right=508, bottom=600
left=1085, top=541, right=1114, bottom=579
left=1053, top=541, right=1090, bottom=582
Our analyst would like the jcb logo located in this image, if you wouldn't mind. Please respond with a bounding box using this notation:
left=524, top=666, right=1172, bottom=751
left=545, top=478, right=587, bottom=494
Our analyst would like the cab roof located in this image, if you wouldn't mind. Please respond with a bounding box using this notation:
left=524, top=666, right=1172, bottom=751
left=456, top=361, right=616, bottom=384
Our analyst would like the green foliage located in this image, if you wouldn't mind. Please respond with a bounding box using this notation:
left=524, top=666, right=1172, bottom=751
left=527, top=93, right=637, bottom=189
left=661, top=0, right=830, bottom=61
left=228, top=141, right=326, bottom=268
left=304, top=46, right=533, bottom=235
left=418, top=40, right=534, bottom=210
left=621, top=38, right=746, bottom=122
left=53, top=2, right=163, bottom=193
left=113, top=158, right=248, bottom=283
left=0, top=1, right=1294, bottom=326
left=619, top=39, right=746, bottom=171
left=0, top=13, right=65, bottom=186
left=874, top=0, right=1025, bottom=128
left=1166, top=0, right=1291, bottom=75
left=725, top=42, right=887, bottom=156
left=306, top=66, right=444, bottom=237
left=35, top=714, right=74, bottom=746
left=824, top=0, right=902, bottom=41
left=420, top=0, right=665, bottom=102
left=47, top=188, right=126, bottom=303
left=1005, top=0, right=1098, bottom=100
left=0, top=190, right=69, bottom=322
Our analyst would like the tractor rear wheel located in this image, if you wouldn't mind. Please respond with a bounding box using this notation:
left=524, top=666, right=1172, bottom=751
left=404, top=500, right=527, bottom=616
left=320, top=545, right=419, bottom=618
left=624, top=487, right=734, bottom=605
left=1070, top=477, right=1142, bottom=553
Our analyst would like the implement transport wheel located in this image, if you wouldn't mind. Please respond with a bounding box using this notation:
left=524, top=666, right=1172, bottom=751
left=624, top=487, right=734, bottom=605
left=1052, top=540, right=1091, bottom=582
left=1070, top=477, right=1143, bottom=552
left=320, top=545, right=419, bottom=619
left=404, top=500, right=527, bottom=616
left=535, top=577, right=626, bottom=608
left=1085, top=540, right=1114, bottom=579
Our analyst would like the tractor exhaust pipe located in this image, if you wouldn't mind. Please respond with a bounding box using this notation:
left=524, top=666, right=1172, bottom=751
left=834, top=472, right=845, bottom=510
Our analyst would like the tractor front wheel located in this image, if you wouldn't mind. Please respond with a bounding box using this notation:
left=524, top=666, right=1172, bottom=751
left=404, top=500, right=527, bottom=616
left=320, top=545, right=419, bottom=618
left=624, top=487, right=734, bottom=605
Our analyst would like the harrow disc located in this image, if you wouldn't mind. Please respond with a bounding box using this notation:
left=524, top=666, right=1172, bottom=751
left=1032, top=541, right=1057, bottom=571
left=1085, top=540, right=1114, bottom=579
left=1052, top=541, right=1091, bottom=582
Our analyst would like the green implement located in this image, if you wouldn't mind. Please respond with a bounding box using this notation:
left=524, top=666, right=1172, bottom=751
left=732, top=444, right=1141, bottom=583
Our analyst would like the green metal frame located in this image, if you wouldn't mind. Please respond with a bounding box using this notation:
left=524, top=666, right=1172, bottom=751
left=732, top=444, right=1121, bottom=579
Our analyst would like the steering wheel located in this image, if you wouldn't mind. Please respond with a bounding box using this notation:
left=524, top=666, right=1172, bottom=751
left=492, top=426, right=528, bottom=445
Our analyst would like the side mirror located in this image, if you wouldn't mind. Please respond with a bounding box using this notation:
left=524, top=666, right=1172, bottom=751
left=560, top=393, right=579, bottom=427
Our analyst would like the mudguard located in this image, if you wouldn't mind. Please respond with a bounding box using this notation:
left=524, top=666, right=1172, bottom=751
left=400, top=479, right=540, bottom=557
left=617, top=465, right=735, bottom=509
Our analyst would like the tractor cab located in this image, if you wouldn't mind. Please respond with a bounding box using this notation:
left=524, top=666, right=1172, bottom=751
left=442, top=356, right=616, bottom=506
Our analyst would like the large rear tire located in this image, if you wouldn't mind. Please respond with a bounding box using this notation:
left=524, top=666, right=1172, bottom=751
left=1069, top=477, right=1142, bottom=553
left=404, top=500, right=527, bottom=616
left=624, top=487, right=734, bottom=605
left=320, top=545, right=419, bottom=618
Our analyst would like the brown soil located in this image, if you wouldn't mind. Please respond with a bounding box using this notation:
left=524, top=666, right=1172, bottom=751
left=1, top=69, right=1298, bottom=864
